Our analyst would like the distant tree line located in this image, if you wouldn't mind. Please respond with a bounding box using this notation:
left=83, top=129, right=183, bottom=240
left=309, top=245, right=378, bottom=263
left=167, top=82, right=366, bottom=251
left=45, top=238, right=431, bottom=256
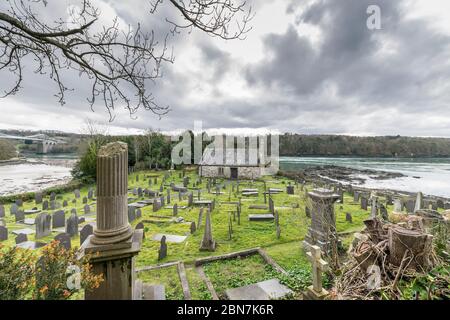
left=280, top=134, right=450, bottom=157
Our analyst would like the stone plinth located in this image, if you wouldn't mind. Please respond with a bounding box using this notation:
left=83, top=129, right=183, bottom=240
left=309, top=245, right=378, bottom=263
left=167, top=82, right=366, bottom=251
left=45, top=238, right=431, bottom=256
left=304, top=188, right=340, bottom=255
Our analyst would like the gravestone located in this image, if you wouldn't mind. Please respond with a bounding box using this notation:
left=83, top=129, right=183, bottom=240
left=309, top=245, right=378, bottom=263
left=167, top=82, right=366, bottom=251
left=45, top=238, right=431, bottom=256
left=190, top=221, right=196, bottom=234
left=370, top=197, right=378, bottom=218
left=138, top=187, right=143, bottom=197
left=63, top=200, right=68, bottom=207
left=379, top=204, right=389, bottom=221
left=50, top=200, right=56, bottom=210
left=160, top=196, right=165, bottom=207
left=225, top=279, right=293, bottom=300
left=345, top=212, right=352, bottom=223
left=304, top=188, right=340, bottom=255
left=35, top=212, right=52, bottom=239
left=128, top=206, right=136, bottom=223
left=414, top=192, right=423, bottom=212
left=197, top=208, right=203, bottom=228
left=200, top=210, right=216, bottom=251
left=158, top=236, right=167, bottom=260
left=135, top=222, right=145, bottom=239
left=393, top=199, right=402, bottom=212
left=74, top=189, right=80, bottom=199
left=361, top=197, right=368, bottom=211
left=66, top=213, right=79, bottom=237
left=405, top=199, right=415, bottom=213
left=88, top=188, right=94, bottom=199
left=78, top=217, right=86, bottom=224
left=268, top=197, right=274, bottom=215
left=0, top=205, right=4, bottom=218
left=84, top=204, right=91, bottom=214
left=14, top=199, right=22, bottom=207
left=15, top=233, right=28, bottom=244
left=353, top=191, right=360, bottom=202
left=304, top=245, right=329, bottom=300
left=80, top=224, right=94, bottom=246
left=286, top=184, right=294, bottom=195
left=0, top=226, right=7, bottom=241
left=52, top=210, right=65, bottom=228
left=54, top=233, right=71, bottom=250
left=136, top=208, right=142, bottom=219
left=35, top=192, right=43, bottom=204
left=249, top=214, right=274, bottom=221
left=188, top=193, right=193, bottom=207
left=167, top=189, right=171, bottom=204
left=10, top=203, right=18, bottom=215
left=305, top=206, right=311, bottom=218
left=50, top=192, right=56, bottom=201
left=83, top=197, right=88, bottom=204
left=15, top=210, right=25, bottom=223
left=173, top=203, right=178, bottom=216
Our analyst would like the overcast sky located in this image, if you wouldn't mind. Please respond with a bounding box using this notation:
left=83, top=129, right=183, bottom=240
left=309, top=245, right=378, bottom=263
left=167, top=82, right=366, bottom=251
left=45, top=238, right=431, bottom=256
left=1, top=0, right=450, bottom=136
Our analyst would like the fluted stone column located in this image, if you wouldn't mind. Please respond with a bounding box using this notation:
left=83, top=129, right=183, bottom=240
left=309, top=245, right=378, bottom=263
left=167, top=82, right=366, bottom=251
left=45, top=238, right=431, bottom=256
left=92, top=142, right=132, bottom=245
left=81, top=142, right=143, bottom=300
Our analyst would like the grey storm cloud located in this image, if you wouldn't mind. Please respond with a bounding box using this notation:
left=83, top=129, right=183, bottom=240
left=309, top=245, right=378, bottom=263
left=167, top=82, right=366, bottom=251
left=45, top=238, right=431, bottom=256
left=1, top=0, right=450, bottom=136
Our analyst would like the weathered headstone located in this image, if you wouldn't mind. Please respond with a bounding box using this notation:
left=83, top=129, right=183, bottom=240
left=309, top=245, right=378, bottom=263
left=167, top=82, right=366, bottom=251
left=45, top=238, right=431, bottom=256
left=35, top=212, right=52, bottom=239
left=405, top=199, right=415, bottom=213
left=167, top=189, right=171, bottom=204
left=42, top=200, right=49, bottom=211
left=35, top=192, right=43, bottom=204
left=0, top=205, right=4, bottom=218
left=286, top=184, right=294, bottom=195
left=370, top=197, right=378, bottom=218
left=414, top=192, right=423, bottom=213
left=190, top=221, right=196, bottom=234
left=173, top=203, right=178, bottom=216
left=200, top=209, right=216, bottom=251
left=135, top=222, right=145, bottom=239
left=304, top=188, right=340, bottom=255
left=393, top=198, right=402, bottom=212
left=84, top=204, right=91, bottom=215
left=188, top=193, right=193, bottom=207
left=66, top=213, right=79, bottom=237
left=88, top=188, right=94, bottom=199
left=50, top=192, right=56, bottom=201
left=63, top=200, right=68, bottom=207
left=80, top=224, right=94, bottom=246
left=345, top=212, right=352, bottom=223
left=15, top=233, right=27, bottom=244
left=54, top=233, right=71, bottom=250
left=52, top=210, right=65, bottom=228
left=136, top=208, right=142, bottom=219
left=158, top=235, right=167, bottom=260
left=50, top=200, right=56, bottom=210
left=361, top=197, right=368, bottom=211
left=197, top=208, right=203, bottom=228
left=74, top=189, right=80, bottom=199
left=15, top=210, right=25, bottom=223
left=380, top=204, right=389, bottom=221
left=10, top=203, right=18, bottom=215
left=83, top=197, right=88, bottom=204
left=0, top=226, right=7, bottom=241
left=128, top=206, right=136, bottom=223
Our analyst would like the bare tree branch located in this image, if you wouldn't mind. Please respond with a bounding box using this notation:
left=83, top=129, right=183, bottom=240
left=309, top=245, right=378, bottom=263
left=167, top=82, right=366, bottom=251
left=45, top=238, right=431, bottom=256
left=0, top=0, right=252, bottom=120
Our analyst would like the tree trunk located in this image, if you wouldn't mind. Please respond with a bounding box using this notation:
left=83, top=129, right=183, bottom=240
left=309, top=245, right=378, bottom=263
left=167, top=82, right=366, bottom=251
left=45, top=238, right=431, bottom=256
left=388, top=227, right=434, bottom=270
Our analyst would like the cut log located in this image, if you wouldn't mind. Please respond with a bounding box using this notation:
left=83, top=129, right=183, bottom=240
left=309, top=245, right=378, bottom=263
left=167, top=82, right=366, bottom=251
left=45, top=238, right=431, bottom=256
left=388, top=227, right=434, bottom=270
left=353, top=241, right=378, bottom=272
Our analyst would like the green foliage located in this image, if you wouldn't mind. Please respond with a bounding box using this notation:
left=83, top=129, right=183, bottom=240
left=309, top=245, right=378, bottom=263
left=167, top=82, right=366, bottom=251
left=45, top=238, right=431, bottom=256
left=280, top=134, right=450, bottom=157
left=0, top=245, right=36, bottom=300
left=33, top=241, right=103, bottom=300
left=398, top=265, right=450, bottom=300
left=0, top=139, right=17, bottom=160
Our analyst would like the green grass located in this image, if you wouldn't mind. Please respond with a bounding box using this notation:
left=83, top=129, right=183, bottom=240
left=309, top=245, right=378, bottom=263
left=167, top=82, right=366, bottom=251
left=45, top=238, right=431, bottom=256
left=0, top=168, right=369, bottom=300
left=137, top=266, right=184, bottom=300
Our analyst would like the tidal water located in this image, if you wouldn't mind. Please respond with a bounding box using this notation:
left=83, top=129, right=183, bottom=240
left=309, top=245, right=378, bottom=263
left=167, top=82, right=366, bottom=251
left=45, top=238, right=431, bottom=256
left=0, top=154, right=77, bottom=196
left=280, top=157, right=450, bottom=198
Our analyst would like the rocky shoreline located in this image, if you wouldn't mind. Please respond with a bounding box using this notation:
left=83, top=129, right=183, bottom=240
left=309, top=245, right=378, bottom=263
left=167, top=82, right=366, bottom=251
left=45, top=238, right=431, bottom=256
left=279, top=165, right=450, bottom=202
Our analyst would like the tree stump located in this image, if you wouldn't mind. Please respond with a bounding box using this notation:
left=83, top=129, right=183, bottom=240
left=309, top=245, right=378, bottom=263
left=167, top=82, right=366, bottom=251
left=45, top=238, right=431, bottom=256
left=388, top=227, right=434, bottom=270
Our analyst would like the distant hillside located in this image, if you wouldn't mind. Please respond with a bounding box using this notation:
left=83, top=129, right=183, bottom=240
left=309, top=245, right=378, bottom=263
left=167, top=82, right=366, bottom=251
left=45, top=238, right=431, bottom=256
left=280, top=134, right=450, bottom=157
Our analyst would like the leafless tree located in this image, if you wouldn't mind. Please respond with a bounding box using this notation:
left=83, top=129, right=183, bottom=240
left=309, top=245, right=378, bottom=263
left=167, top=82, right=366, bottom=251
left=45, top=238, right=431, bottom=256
left=0, top=0, right=253, bottom=120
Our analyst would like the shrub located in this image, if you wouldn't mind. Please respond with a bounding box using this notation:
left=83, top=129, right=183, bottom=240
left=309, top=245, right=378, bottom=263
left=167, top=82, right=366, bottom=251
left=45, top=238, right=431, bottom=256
left=34, top=241, right=103, bottom=300
left=0, top=245, right=36, bottom=300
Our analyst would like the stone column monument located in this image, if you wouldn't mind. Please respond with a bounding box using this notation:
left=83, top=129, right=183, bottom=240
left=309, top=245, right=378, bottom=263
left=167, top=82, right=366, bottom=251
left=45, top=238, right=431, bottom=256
left=80, top=142, right=143, bottom=300
left=303, top=188, right=340, bottom=255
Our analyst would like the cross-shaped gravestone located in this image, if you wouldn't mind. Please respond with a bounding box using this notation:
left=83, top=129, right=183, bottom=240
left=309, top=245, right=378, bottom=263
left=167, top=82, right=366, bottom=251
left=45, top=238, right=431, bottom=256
left=305, top=245, right=329, bottom=299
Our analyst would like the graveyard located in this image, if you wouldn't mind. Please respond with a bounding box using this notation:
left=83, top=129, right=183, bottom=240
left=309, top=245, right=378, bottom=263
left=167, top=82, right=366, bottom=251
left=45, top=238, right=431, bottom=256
left=2, top=145, right=447, bottom=300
